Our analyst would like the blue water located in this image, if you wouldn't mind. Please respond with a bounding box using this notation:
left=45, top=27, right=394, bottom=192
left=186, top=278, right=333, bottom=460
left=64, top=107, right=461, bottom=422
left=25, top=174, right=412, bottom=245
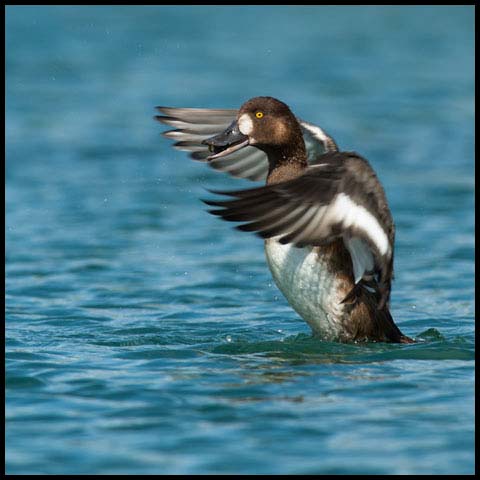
left=6, top=6, right=474, bottom=475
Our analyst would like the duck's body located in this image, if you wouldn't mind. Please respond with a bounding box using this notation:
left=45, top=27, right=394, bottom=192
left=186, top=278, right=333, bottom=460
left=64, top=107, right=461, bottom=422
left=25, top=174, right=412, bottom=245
left=265, top=238, right=406, bottom=342
left=265, top=238, right=346, bottom=339
left=156, top=96, right=413, bottom=343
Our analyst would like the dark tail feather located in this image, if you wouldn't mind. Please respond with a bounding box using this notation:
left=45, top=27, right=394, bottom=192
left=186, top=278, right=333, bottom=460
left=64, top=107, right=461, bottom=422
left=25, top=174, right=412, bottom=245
left=345, top=282, right=414, bottom=344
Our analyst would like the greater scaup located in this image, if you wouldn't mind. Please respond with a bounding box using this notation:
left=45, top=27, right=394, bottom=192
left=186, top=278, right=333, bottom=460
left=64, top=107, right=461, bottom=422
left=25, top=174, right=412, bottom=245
left=155, top=96, right=413, bottom=343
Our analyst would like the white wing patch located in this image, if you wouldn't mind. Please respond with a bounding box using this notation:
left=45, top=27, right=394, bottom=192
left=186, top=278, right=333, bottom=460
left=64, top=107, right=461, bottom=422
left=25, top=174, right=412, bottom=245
left=333, top=193, right=390, bottom=257
left=344, top=236, right=375, bottom=284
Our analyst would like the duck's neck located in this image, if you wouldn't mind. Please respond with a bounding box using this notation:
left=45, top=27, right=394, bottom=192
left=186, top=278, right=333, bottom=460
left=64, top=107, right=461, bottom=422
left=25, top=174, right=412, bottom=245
left=264, top=141, right=308, bottom=185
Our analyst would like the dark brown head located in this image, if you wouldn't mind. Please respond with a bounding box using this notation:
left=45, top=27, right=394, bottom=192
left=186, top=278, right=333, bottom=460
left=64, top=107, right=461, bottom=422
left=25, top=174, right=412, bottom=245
left=236, top=97, right=304, bottom=149
left=203, top=96, right=307, bottom=166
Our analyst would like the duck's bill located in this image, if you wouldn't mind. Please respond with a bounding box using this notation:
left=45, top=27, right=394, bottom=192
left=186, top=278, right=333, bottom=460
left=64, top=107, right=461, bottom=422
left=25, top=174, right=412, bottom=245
left=202, top=120, right=249, bottom=160
left=206, top=138, right=250, bottom=160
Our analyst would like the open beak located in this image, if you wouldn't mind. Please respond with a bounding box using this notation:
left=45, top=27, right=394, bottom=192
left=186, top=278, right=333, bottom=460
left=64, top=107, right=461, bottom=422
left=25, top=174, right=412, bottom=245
left=202, top=120, right=249, bottom=160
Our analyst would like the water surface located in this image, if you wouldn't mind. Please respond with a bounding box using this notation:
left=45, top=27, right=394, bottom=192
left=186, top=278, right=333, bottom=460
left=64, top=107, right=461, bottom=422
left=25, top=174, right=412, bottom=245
left=6, top=6, right=474, bottom=474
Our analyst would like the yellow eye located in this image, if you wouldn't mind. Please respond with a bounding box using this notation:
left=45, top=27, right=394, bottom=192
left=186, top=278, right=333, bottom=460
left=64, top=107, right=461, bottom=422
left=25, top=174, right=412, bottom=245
left=255, top=111, right=264, bottom=119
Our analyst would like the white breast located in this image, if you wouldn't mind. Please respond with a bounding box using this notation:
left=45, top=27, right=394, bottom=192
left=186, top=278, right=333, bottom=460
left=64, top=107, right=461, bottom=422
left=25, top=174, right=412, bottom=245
left=264, top=238, right=347, bottom=339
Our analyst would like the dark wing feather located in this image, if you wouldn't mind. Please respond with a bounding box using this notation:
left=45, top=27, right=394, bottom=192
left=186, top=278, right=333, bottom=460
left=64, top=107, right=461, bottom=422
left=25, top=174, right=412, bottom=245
left=203, top=152, right=395, bottom=309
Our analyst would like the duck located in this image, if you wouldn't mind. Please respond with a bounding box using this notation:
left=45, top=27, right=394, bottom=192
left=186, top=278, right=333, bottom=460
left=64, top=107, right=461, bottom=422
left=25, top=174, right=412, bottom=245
left=155, top=96, right=413, bottom=343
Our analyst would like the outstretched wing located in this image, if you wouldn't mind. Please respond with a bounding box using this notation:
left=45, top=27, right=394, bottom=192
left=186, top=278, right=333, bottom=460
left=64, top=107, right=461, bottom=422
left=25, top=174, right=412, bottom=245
left=203, top=152, right=395, bottom=309
left=155, top=106, right=338, bottom=181
left=299, top=119, right=339, bottom=164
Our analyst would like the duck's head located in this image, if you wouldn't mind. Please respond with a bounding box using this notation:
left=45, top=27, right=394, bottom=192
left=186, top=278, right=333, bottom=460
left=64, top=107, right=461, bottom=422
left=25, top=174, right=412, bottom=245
left=203, top=96, right=304, bottom=160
